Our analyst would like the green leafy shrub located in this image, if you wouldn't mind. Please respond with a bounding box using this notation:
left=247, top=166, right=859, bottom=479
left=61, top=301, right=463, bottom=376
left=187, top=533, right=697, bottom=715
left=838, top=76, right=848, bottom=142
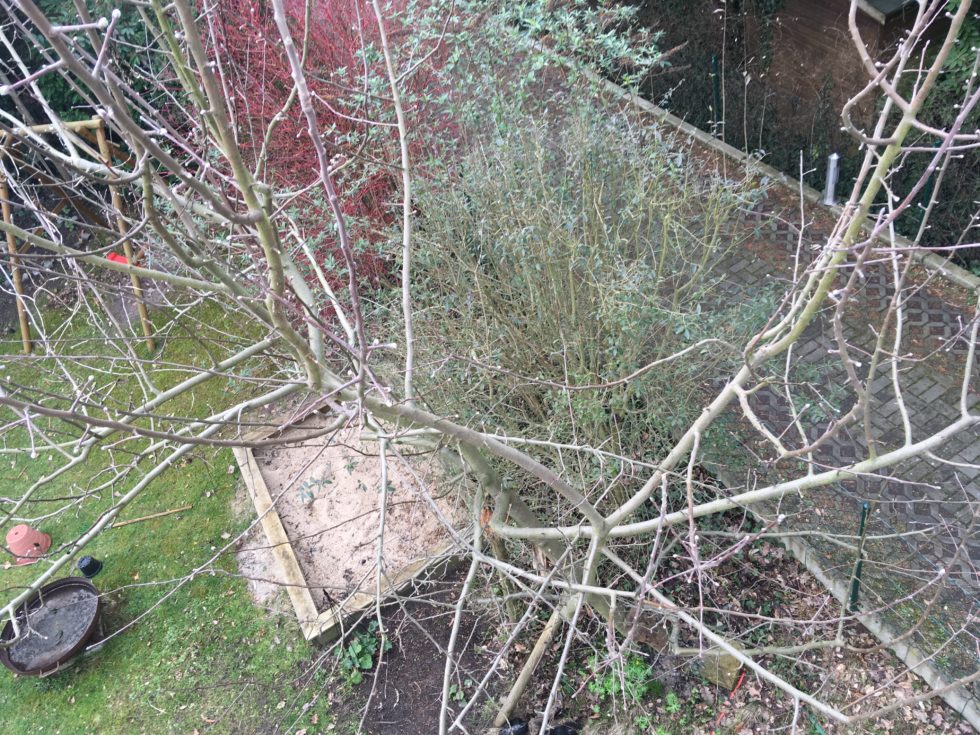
left=8, top=0, right=160, bottom=120
left=412, top=100, right=768, bottom=508
left=501, top=0, right=665, bottom=87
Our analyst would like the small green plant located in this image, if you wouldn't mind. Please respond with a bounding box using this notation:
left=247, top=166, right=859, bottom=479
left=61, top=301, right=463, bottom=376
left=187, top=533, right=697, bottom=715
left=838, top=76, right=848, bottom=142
left=297, top=474, right=332, bottom=504
left=336, top=621, right=392, bottom=686
left=664, top=691, right=681, bottom=714
left=448, top=679, right=473, bottom=703
left=633, top=715, right=673, bottom=735
left=586, top=654, right=662, bottom=711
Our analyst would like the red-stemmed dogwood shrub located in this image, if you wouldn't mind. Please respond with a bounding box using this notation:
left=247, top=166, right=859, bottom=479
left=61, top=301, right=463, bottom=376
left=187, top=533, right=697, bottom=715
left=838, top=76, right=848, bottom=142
left=211, top=0, right=451, bottom=293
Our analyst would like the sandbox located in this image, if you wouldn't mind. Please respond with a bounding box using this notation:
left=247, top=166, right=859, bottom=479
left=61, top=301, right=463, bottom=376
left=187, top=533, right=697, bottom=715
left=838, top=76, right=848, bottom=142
left=233, top=412, right=468, bottom=643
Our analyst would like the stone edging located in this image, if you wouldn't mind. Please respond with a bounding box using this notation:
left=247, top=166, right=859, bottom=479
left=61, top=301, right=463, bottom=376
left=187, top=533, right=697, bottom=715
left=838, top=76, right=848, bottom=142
left=589, top=71, right=980, bottom=294
left=778, top=529, right=980, bottom=730
left=702, top=464, right=980, bottom=730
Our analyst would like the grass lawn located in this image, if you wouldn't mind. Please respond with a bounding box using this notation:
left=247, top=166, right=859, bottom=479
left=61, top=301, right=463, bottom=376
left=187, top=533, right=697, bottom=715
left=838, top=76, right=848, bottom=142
left=0, top=300, right=337, bottom=734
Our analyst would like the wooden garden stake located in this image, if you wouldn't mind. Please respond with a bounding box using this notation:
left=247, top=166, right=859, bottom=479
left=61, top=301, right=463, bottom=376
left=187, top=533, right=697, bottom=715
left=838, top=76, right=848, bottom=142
left=110, top=504, right=192, bottom=528
left=95, top=119, right=155, bottom=351
left=0, top=149, right=32, bottom=355
left=3, top=118, right=103, bottom=136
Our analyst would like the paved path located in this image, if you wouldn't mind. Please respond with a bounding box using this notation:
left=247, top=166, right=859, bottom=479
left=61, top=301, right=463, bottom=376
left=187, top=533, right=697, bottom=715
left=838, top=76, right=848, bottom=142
left=701, top=196, right=980, bottom=708
left=722, top=205, right=979, bottom=583
left=596, top=70, right=980, bottom=722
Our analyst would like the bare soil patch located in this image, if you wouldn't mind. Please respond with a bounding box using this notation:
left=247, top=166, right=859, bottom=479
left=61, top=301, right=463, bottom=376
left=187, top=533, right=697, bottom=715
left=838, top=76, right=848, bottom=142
left=349, top=567, right=499, bottom=735
left=252, top=417, right=467, bottom=614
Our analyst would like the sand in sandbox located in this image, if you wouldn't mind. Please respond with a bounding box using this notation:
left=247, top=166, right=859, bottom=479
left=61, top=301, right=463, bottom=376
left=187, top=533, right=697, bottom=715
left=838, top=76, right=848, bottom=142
left=253, top=417, right=467, bottom=614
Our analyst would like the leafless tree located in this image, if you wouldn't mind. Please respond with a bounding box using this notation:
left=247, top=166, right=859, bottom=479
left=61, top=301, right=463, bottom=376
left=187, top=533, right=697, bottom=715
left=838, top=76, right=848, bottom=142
left=0, top=0, right=977, bottom=732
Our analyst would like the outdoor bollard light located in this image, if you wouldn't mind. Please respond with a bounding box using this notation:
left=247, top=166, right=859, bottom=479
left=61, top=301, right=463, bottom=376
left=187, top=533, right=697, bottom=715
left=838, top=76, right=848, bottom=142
left=5, top=524, right=52, bottom=565
left=823, top=152, right=840, bottom=206
left=77, top=555, right=103, bottom=578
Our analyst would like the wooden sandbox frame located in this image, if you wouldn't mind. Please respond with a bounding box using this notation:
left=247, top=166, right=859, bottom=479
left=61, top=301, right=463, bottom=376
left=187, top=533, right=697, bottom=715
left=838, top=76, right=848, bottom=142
left=232, top=412, right=468, bottom=644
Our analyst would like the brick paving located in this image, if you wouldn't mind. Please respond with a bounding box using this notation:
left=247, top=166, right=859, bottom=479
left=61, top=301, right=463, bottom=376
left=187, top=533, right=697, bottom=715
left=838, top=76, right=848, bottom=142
left=733, top=206, right=977, bottom=583
left=701, top=197, right=980, bottom=706
left=593, top=70, right=980, bottom=720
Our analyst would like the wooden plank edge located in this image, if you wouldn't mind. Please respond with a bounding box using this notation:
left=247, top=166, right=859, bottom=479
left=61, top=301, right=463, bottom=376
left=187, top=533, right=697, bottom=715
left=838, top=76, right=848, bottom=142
left=306, top=536, right=471, bottom=645
left=233, top=445, right=321, bottom=635
left=234, top=413, right=473, bottom=646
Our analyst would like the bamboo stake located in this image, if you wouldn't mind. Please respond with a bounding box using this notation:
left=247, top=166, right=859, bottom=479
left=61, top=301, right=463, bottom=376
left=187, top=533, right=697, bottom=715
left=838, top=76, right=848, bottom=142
left=3, top=118, right=104, bottom=137
left=110, top=504, right=191, bottom=528
left=0, top=160, right=32, bottom=354
left=95, top=119, right=155, bottom=351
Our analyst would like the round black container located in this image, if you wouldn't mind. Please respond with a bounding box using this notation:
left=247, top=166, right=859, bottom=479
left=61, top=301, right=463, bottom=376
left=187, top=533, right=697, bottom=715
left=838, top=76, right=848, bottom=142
left=76, top=556, right=103, bottom=578
left=0, top=577, right=102, bottom=676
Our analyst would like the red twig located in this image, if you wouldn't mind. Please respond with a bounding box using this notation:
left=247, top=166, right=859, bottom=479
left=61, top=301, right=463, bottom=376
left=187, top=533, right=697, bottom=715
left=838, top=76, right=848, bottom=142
left=711, top=669, right=747, bottom=734
left=210, top=0, right=455, bottom=302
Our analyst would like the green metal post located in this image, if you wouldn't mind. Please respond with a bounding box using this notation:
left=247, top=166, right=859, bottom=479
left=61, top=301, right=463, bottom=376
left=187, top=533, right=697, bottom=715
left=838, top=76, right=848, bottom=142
left=848, top=502, right=870, bottom=613
left=918, top=170, right=936, bottom=210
